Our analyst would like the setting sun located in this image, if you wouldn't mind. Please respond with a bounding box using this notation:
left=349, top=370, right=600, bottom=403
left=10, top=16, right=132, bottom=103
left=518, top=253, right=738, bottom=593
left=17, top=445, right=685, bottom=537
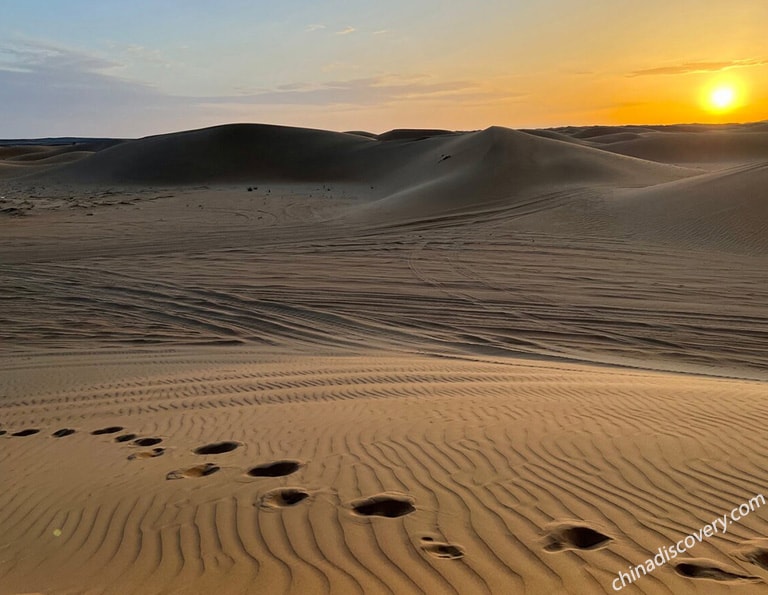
left=701, top=77, right=747, bottom=115
left=710, top=86, right=736, bottom=110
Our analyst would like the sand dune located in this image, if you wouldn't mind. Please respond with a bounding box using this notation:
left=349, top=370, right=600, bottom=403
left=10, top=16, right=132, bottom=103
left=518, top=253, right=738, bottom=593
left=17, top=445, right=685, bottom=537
left=28, top=124, right=377, bottom=185
left=0, top=145, right=54, bottom=159
left=1, top=121, right=767, bottom=594
left=354, top=126, right=693, bottom=219
left=10, top=123, right=695, bottom=220
left=611, top=161, right=768, bottom=253
left=595, top=130, right=768, bottom=165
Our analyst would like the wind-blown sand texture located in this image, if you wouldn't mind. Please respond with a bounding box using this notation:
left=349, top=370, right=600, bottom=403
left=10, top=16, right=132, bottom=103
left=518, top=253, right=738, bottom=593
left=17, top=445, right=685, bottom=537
left=1, top=122, right=767, bottom=594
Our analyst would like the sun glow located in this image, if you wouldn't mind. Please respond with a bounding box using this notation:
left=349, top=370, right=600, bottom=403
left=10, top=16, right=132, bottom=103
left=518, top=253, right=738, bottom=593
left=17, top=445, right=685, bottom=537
left=701, top=78, right=745, bottom=114
left=710, top=86, right=735, bottom=109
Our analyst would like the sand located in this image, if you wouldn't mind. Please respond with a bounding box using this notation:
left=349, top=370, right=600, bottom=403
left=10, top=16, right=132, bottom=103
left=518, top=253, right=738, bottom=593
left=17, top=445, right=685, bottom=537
left=1, top=122, right=767, bottom=594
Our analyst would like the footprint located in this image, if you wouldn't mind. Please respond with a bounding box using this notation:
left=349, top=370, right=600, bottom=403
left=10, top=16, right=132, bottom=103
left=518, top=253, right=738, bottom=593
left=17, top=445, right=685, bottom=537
left=133, top=437, right=162, bottom=447
left=194, top=441, right=240, bottom=455
left=52, top=428, right=76, bottom=438
left=91, top=426, right=124, bottom=435
left=166, top=463, right=220, bottom=480
left=673, top=558, right=762, bottom=582
left=115, top=433, right=138, bottom=442
left=129, top=447, right=165, bottom=461
left=0, top=430, right=6, bottom=436
left=259, top=487, right=310, bottom=510
left=351, top=493, right=416, bottom=518
left=543, top=522, right=612, bottom=552
left=12, top=429, right=40, bottom=437
left=420, top=537, right=465, bottom=560
left=247, top=460, right=301, bottom=478
left=733, top=540, right=768, bottom=571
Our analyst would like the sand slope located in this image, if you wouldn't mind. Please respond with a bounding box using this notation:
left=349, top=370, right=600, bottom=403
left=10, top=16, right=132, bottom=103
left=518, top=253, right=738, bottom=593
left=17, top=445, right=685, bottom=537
left=611, top=162, right=768, bottom=252
left=1, top=121, right=767, bottom=594
left=3, top=350, right=768, bottom=595
left=599, top=130, right=768, bottom=165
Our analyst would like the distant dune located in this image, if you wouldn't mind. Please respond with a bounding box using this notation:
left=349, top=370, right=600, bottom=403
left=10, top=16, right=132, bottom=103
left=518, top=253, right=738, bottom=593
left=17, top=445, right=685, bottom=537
left=8, top=123, right=697, bottom=215
left=597, top=130, right=768, bottom=164
left=30, top=124, right=376, bottom=185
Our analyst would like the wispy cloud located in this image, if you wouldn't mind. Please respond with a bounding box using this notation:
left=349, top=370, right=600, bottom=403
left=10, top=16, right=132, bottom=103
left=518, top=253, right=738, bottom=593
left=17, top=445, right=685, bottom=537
left=204, top=76, right=489, bottom=107
left=0, top=39, right=179, bottom=135
left=629, top=58, right=767, bottom=76
left=335, top=26, right=356, bottom=35
left=0, top=38, right=520, bottom=136
left=0, top=39, right=119, bottom=74
left=121, top=44, right=173, bottom=68
left=305, top=23, right=325, bottom=32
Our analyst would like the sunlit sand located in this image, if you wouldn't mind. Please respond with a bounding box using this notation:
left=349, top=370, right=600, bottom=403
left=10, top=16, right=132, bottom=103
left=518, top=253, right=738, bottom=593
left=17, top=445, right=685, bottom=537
left=1, top=121, right=767, bottom=594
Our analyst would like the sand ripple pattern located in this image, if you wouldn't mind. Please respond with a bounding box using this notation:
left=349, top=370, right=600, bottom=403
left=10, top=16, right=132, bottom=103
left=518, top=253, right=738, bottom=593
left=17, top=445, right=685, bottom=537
left=2, top=352, right=768, bottom=594
left=1, top=225, right=766, bottom=379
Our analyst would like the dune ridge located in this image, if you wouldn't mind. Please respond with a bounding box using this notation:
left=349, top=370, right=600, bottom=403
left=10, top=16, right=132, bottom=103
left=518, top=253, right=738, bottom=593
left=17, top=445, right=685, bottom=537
left=7, top=123, right=694, bottom=212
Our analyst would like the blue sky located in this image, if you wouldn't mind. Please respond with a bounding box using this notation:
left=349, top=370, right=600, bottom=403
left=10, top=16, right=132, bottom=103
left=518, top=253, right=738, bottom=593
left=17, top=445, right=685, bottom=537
left=2, top=1, right=766, bottom=137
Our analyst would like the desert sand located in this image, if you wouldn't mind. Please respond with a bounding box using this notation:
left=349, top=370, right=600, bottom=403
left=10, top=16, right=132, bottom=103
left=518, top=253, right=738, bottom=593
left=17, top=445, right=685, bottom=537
left=1, top=122, right=767, bottom=594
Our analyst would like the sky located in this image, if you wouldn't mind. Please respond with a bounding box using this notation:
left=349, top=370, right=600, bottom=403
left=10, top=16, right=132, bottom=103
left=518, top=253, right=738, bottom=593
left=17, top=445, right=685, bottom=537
left=1, top=0, right=767, bottom=137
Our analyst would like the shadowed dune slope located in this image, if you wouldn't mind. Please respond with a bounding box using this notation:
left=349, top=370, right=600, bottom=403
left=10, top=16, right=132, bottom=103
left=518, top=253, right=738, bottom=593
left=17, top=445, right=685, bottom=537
left=33, top=123, right=379, bottom=185
left=376, top=128, right=457, bottom=141
left=0, top=145, right=53, bottom=159
left=520, top=128, right=598, bottom=146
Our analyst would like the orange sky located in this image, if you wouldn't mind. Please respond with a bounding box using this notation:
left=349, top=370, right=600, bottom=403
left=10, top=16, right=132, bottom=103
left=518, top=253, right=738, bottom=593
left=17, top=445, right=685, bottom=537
left=2, top=1, right=766, bottom=136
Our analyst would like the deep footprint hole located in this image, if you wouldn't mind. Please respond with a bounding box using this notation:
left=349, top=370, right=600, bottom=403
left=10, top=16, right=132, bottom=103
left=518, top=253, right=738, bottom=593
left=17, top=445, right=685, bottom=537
left=745, top=550, right=768, bottom=571
left=12, top=429, right=40, bottom=437
left=134, top=437, right=162, bottom=447
left=190, top=463, right=220, bottom=477
left=91, top=426, right=124, bottom=435
left=675, top=564, right=697, bottom=578
left=562, top=527, right=612, bottom=550
left=270, top=488, right=310, bottom=507
left=674, top=561, right=758, bottom=582
left=194, top=441, right=239, bottom=455
left=247, top=460, right=301, bottom=477
left=52, top=428, right=76, bottom=438
left=115, top=433, right=138, bottom=442
left=353, top=495, right=415, bottom=518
